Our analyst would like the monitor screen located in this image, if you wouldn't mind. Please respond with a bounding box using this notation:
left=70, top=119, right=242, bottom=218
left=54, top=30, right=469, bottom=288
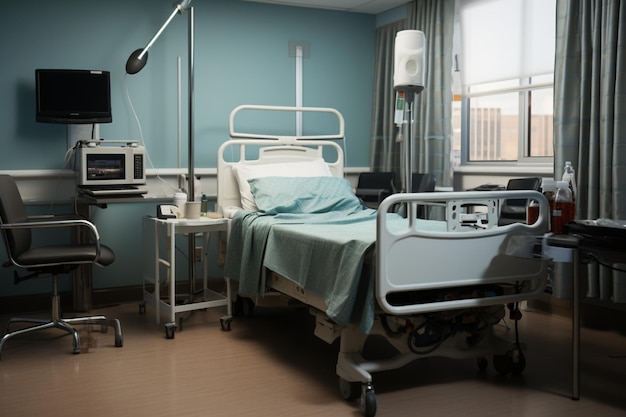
left=35, top=69, right=112, bottom=124
left=86, top=153, right=125, bottom=181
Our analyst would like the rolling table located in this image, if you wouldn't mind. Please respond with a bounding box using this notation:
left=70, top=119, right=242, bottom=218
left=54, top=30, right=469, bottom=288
left=142, top=216, right=231, bottom=338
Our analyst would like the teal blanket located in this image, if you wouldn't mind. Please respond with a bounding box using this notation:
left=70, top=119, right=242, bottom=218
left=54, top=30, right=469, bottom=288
left=224, top=209, right=380, bottom=332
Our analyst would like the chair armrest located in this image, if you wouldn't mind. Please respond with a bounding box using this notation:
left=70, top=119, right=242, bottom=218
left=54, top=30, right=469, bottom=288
left=28, top=214, right=81, bottom=221
left=1, top=218, right=102, bottom=256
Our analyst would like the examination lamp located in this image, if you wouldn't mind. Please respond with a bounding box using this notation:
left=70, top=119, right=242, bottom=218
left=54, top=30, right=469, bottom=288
left=125, top=0, right=195, bottom=201
left=126, top=0, right=192, bottom=75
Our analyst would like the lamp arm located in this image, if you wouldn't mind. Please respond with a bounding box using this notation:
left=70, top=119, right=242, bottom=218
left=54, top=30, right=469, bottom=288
left=126, top=0, right=192, bottom=74
left=139, top=8, right=181, bottom=60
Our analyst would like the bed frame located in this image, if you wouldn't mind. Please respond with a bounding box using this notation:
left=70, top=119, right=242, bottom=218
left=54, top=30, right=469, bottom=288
left=218, top=105, right=551, bottom=417
left=218, top=104, right=345, bottom=212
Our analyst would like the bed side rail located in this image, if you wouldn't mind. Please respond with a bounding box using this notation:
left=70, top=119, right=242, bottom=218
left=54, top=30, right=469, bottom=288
left=376, top=190, right=550, bottom=315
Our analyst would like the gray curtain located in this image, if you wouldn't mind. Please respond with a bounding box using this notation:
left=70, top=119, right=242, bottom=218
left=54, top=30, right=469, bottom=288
left=370, top=0, right=455, bottom=190
left=554, top=0, right=626, bottom=301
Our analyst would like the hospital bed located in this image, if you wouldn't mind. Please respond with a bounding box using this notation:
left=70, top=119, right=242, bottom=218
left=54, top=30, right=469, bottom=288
left=218, top=105, right=550, bottom=417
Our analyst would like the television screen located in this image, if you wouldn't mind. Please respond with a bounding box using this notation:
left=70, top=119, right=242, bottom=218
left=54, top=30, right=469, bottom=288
left=35, top=69, right=112, bottom=124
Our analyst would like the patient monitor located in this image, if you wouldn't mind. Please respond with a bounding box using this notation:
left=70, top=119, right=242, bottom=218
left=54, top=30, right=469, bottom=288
left=75, top=140, right=146, bottom=187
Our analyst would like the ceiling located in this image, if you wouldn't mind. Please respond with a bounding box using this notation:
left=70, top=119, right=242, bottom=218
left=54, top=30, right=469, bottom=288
left=243, top=0, right=409, bottom=14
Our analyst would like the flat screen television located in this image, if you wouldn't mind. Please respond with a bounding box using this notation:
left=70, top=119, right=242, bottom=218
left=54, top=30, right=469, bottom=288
left=35, top=69, right=112, bottom=124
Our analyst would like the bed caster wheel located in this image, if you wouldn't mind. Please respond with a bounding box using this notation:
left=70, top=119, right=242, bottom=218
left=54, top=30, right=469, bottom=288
left=242, top=298, right=255, bottom=317
left=220, top=316, right=232, bottom=331
left=138, top=302, right=146, bottom=315
left=234, top=297, right=255, bottom=317
left=493, top=350, right=526, bottom=375
left=361, top=383, right=377, bottom=417
left=510, top=350, right=526, bottom=375
left=165, top=323, right=176, bottom=339
left=339, top=377, right=361, bottom=401
left=493, top=353, right=510, bottom=375
left=477, top=356, right=488, bottom=370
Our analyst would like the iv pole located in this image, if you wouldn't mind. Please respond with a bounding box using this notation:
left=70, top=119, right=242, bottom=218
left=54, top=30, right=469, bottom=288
left=126, top=0, right=197, bottom=308
left=402, top=93, right=415, bottom=194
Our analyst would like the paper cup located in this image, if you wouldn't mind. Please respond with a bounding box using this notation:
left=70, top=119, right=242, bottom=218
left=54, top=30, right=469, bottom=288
left=185, top=201, right=201, bottom=219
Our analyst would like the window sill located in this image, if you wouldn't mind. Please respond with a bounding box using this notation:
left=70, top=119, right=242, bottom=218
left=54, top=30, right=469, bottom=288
left=455, top=164, right=554, bottom=177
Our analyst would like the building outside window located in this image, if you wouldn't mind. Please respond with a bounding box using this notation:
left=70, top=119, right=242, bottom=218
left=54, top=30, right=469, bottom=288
left=452, top=0, right=556, bottom=166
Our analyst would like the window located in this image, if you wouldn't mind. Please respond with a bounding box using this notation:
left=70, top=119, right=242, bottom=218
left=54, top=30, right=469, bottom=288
left=453, top=0, right=556, bottom=165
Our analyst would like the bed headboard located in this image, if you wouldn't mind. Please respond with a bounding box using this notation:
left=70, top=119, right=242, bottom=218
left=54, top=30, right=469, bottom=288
left=217, top=105, right=345, bottom=212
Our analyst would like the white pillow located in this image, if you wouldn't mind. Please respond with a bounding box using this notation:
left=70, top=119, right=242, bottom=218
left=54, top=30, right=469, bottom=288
left=232, top=158, right=333, bottom=211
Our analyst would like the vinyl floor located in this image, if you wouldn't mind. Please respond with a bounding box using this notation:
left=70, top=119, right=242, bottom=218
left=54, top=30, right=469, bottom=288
left=0, top=301, right=625, bottom=417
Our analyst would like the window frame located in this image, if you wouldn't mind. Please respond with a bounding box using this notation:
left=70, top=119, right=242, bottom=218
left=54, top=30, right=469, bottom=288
left=454, top=0, right=556, bottom=170
left=459, top=77, right=554, bottom=167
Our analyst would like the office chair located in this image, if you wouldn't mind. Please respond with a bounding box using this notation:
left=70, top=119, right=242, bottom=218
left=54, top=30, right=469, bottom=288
left=0, top=175, right=123, bottom=359
left=498, top=177, right=542, bottom=226
left=355, top=172, right=396, bottom=209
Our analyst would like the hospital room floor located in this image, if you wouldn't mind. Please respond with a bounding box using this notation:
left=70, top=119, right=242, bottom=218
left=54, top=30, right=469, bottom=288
left=0, top=301, right=625, bottom=417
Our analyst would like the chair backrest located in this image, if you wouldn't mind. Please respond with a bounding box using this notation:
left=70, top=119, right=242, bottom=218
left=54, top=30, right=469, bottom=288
left=356, top=172, right=395, bottom=192
left=499, top=177, right=542, bottom=225
left=506, top=177, right=542, bottom=192
left=356, top=172, right=395, bottom=205
left=412, top=173, right=436, bottom=192
left=0, top=175, right=32, bottom=259
left=505, top=177, right=542, bottom=205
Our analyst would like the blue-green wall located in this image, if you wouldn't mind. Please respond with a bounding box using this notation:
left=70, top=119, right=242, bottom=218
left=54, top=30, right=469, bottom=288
left=1, top=0, right=376, bottom=170
left=1, top=0, right=388, bottom=297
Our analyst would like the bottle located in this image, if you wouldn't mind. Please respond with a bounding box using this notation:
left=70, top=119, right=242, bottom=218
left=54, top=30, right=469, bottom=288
left=552, top=180, right=575, bottom=234
left=526, top=199, right=540, bottom=225
left=200, top=193, right=208, bottom=215
left=173, top=192, right=187, bottom=218
left=562, top=161, right=577, bottom=202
